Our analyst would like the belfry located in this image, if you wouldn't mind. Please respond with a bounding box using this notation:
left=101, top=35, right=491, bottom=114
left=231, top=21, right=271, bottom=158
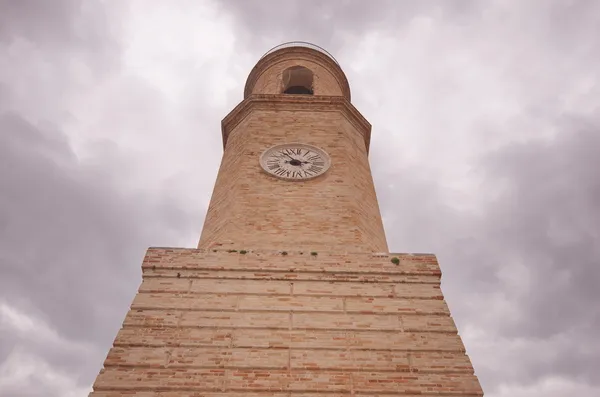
left=90, top=42, right=484, bottom=396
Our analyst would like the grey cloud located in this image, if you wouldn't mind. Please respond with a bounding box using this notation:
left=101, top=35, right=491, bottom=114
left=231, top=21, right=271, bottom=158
left=221, top=0, right=469, bottom=54
left=0, top=0, right=124, bottom=104
left=0, top=0, right=121, bottom=53
left=474, top=123, right=600, bottom=384
left=0, top=0, right=80, bottom=44
left=0, top=111, right=194, bottom=388
left=2, top=0, right=600, bottom=396
left=373, top=114, right=600, bottom=393
left=222, top=0, right=486, bottom=37
left=218, top=1, right=600, bottom=394
left=0, top=2, right=204, bottom=394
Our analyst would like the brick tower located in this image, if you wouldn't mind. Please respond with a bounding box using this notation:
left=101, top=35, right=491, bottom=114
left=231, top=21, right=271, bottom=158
left=90, top=42, right=484, bottom=396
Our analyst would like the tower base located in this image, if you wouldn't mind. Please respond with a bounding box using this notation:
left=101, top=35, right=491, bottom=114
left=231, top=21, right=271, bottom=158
left=90, top=247, right=483, bottom=396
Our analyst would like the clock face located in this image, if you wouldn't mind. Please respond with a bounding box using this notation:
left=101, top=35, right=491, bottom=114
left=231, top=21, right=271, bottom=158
left=259, top=143, right=331, bottom=181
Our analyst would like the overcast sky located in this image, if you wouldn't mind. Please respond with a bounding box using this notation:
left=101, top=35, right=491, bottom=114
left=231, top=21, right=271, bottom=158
left=1, top=0, right=599, bottom=396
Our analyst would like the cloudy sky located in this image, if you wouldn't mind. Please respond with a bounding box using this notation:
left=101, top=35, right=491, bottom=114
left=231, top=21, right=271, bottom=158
left=1, top=0, right=599, bottom=396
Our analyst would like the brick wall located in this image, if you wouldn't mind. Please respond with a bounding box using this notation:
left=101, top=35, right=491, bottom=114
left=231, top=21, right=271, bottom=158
left=198, top=101, right=388, bottom=253
left=89, top=248, right=483, bottom=396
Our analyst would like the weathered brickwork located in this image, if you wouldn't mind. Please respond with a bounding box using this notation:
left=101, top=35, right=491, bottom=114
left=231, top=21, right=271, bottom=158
left=199, top=103, right=387, bottom=252
left=90, top=248, right=482, bottom=396
left=89, top=44, right=483, bottom=396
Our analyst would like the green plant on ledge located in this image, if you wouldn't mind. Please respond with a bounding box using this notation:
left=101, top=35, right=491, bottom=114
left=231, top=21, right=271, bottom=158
left=310, top=251, right=318, bottom=256
left=391, top=257, right=400, bottom=265
left=281, top=251, right=288, bottom=256
left=239, top=250, right=247, bottom=254
left=227, top=249, right=237, bottom=253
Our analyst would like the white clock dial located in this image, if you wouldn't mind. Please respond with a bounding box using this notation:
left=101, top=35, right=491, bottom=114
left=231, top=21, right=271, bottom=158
left=259, top=143, right=331, bottom=181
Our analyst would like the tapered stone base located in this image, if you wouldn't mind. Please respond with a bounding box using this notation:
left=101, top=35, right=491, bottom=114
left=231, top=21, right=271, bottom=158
left=90, top=247, right=483, bottom=396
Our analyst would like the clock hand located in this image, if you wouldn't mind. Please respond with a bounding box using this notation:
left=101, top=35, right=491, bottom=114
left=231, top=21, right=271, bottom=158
left=279, top=153, right=311, bottom=166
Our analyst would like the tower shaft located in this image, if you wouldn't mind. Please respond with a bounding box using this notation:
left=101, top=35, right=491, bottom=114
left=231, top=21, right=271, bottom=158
left=198, top=96, right=388, bottom=252
left=198, top=45, right=387, bottom=252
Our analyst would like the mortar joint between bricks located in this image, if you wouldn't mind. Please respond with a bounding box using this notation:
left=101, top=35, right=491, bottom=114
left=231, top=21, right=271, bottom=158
left=164, top=349, right=172, bottom=368
left=176, top=311, right=185, bottom=327
left=407, top=350, right=414, bottom=372
left=234, top=295, right=242, bottom=312
left=227, top=329, right=234, bottom=349
left=348, top=345, right=356, bottom=395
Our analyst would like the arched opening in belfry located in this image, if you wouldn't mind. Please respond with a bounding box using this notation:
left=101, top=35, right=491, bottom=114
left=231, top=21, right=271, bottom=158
left=282, top=66, right=314, bottom=95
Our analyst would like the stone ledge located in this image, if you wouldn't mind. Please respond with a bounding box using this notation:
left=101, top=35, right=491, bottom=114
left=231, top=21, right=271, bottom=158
left=92, top=368, right=483, bottom=395
left=146, top=247, right=437, bottom=259
left=141, top=270, right=441, bottom=285
left=141, top=247, right=442, bottom=279
left=149, top=246, right=436, bottom=257
left=92, top=388, right=483, bottom=397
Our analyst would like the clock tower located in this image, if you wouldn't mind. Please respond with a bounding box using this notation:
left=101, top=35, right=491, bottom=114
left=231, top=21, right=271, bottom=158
left=90, top=42, right=484, bottom=396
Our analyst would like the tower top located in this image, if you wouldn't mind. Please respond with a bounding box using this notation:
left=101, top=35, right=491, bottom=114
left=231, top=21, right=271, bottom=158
left=243, top=41, right=352, bottom=101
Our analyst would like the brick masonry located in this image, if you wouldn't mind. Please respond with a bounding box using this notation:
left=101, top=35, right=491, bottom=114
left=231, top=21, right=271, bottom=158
left=89, top=45, right=483, bottom=396
left=89, top=248, right=483, bottom=396
left=198, top=101, right=387, bottom=253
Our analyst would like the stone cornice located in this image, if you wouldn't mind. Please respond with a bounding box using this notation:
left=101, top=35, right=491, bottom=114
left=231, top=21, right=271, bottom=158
left=221, top=95, right=372, bottom=153
left=244, top=46, right=352, bottom=101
